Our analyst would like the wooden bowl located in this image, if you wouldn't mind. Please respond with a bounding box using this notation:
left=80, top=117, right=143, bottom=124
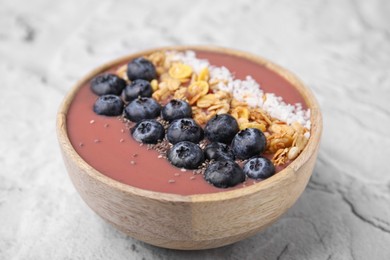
left=57, top=46, right=322, bottom=250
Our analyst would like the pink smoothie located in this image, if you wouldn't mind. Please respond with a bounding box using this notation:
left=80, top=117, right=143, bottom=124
left=66, top=50, right=307, bottom=195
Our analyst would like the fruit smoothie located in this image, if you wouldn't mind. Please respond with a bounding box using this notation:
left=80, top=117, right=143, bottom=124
left=66, top=49, right=310, bottom=195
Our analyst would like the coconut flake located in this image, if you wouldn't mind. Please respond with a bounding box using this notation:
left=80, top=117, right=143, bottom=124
left=170, top=51, right=311, bottom=128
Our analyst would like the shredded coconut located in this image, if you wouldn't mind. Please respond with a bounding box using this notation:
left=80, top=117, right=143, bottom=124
left=168, top=50, right=311, bottom=129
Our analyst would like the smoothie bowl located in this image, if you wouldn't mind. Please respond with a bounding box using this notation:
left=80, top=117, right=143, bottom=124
left=56, top=46, right=322, bottom=250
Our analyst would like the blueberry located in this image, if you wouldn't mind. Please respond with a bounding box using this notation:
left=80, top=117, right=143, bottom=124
left=93, top=95, right=124, bottom=116
left=90, top=74, right=126, bottom=96
left=204, top=161, right=245, bottom=188
left=167, top=141, right=204, bottom=169
left=161, top=99, right=192, bottom=122
left=204, top=142, right=235, bottom=161
left=243, top=157, right=275, bottom=180
left=124, top=97, right=161, bottom=122
left=127, top=57, right=157, bottom=81
left=122, top=79, right=153, bottom=102
left=231, top=128, right=267, bottom=160
left=131, top=119, right=165, bottom=144
left=204, top=114, right=239, bottom=144
left=167, top=118, right=204, bottom=144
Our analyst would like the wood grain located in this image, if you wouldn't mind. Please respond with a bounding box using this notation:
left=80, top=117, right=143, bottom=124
left=56, top=46, right=322, bottom=250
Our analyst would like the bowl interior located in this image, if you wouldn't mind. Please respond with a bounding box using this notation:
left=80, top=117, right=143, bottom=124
left=57, top=45, right=322, bottom=203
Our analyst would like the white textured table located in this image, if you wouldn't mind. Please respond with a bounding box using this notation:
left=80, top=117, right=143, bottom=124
left=1, top=0, right=389, bottom=259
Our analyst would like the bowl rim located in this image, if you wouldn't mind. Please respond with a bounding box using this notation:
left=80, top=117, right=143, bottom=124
left=57, top=45, right=322, bottom=203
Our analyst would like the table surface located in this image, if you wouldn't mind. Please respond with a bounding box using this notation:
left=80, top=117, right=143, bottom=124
left=1, top=0, right=390, bottom=259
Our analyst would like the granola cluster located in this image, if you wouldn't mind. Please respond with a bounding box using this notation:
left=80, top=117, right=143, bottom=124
left=115, top=51, right=310, bottom=166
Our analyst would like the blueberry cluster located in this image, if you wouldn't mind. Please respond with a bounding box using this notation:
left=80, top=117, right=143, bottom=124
left=91, top=57, right=158, bottom=117
left=202, top=114, right=274, bottom=188
left=90, top=57, right=275, bottom=189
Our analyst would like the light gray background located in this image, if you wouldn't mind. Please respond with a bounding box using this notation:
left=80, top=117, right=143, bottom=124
left=1, top=0, right=390, bottom=259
